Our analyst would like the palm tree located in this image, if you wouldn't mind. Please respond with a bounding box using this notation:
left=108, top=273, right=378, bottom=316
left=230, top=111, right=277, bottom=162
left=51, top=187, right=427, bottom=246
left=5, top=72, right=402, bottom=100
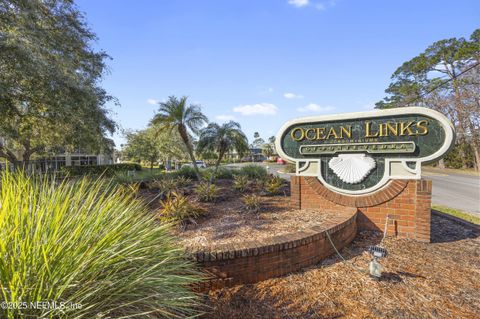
left=197, top=121, right=249, bottom=180
left=152, top=96, right=208, bottom=180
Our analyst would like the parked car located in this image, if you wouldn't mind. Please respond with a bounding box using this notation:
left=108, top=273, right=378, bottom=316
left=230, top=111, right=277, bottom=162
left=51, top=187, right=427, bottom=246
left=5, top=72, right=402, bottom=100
left=276, top=158, right=286, bottom=164
left=182, top=160, right=207, bottom=169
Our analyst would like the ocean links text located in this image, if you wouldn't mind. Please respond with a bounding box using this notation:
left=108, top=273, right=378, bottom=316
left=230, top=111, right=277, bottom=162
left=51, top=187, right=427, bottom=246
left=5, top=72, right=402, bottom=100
left=290, top=120, right=429, bottom=142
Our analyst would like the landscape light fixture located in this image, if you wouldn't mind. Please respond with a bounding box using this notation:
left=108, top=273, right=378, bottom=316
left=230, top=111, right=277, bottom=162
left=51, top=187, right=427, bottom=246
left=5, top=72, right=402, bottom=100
left=368, top=246, right=388, bottom=279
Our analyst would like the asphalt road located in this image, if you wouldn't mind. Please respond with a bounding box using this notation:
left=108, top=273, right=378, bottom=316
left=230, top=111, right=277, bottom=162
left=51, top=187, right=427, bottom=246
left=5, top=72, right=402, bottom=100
left=423, top=169, right=480, bottom=216
left=227, top=163, right=480, bottom=216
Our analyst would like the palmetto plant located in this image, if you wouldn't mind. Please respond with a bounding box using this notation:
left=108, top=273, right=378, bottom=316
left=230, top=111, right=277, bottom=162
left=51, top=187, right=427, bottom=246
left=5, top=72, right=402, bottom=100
left=152, top=96, right=208, bottom=180
left=197, top=121, right=249, bottom=181
left=0, top=172, right=202, bottom=318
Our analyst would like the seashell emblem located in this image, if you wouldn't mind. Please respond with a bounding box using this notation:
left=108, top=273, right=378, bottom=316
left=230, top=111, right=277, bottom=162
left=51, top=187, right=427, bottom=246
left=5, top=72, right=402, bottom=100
left=328, top=154, right=376, bottom=184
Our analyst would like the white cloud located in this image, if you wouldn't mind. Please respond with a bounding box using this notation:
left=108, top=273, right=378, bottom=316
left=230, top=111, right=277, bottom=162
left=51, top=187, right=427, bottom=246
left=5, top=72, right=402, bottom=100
left=146, top=99, right=158, bottom=105
left=315, top=0, right=338, bottom=11
left=233, top=103, right=278, bottom=116
left=288, top=0, right=309, bottom=7
left=215, top=115, right=236, bottom=122
left=284, top=92, right=304, bottom=99
left=297, top=103, right=335, bottom=113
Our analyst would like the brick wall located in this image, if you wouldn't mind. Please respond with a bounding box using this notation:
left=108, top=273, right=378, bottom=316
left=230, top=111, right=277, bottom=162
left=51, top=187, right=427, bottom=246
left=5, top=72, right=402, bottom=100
left=291, top=176, right=432, bottom=242
left=191, top=207, right=357, bottom=291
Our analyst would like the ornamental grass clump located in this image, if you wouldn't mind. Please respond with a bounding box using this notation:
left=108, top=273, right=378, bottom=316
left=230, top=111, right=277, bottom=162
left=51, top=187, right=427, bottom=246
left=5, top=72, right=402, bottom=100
left=0, top=172, right=202, bottom=319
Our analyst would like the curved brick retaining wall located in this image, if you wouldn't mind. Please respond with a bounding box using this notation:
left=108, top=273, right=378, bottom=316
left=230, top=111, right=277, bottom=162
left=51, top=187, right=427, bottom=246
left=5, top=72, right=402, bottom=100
left=189, top=207, right=357, bottom=291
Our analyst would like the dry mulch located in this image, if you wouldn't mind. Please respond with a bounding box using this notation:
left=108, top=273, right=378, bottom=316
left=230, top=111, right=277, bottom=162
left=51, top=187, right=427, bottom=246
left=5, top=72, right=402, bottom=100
left=143, top=179, right=340, bottom=249
left=203, top=214, right=480, bottom=319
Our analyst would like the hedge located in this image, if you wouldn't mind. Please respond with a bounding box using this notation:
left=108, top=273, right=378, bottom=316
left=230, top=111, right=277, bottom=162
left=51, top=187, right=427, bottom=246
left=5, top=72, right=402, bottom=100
left=61, top=163, right=142, bottom=176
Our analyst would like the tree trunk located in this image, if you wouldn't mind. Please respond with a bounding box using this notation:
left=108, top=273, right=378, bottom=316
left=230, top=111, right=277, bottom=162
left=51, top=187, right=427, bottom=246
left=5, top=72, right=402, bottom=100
left=211, top=149, right=226, bottom=183
left=468, top=120, right=480, bottom=172
left=452, top=79, right=468, bottom=169
left=438, top=159, right=445, bottom=169
left=178, top=125, right=201, bottom=180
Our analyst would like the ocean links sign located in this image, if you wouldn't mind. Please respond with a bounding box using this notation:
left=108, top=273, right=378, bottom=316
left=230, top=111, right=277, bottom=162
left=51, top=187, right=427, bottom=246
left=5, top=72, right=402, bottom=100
left=275, top=107, right=455, bottom=195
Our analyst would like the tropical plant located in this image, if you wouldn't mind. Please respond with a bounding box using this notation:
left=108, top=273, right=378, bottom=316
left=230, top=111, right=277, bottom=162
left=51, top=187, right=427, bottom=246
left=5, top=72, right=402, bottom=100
left=243, top=194, right=262, bottom=213
left=233, top=175, right=249, bottom=192
left=152, top=96, right=208, bottom=180
left=159, top=192, right=205, bottom=226
left=194, top=182, right=218, bottom=202
left=0, top=171, right=202, bottom=318
left=265, top=176, right=284, bottom=195
left=197, top=121, right=249, bottom=181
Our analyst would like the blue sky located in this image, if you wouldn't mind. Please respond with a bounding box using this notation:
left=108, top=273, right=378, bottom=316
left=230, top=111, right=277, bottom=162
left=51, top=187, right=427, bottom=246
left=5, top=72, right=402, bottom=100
left=76, top=0, right=479, bottom=146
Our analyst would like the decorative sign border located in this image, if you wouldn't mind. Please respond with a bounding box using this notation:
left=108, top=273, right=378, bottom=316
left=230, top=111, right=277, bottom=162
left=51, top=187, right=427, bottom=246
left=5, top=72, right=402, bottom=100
left=275, top=107, right=455, bottom=195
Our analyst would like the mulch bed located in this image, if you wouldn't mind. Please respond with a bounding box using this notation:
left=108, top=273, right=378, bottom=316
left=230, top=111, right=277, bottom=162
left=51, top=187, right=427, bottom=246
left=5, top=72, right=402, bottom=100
left=141, top=179, right=340, bottom=249
left=203, top=214, right=480, bottom=319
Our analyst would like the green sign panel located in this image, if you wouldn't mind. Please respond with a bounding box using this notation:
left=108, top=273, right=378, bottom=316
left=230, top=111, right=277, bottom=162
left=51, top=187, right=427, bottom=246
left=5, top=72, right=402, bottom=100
left=275, top=107, right=455, bottom=195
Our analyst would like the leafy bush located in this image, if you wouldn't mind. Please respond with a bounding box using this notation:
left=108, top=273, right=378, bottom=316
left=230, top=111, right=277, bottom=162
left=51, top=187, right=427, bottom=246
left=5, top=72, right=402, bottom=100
left=243, top=194, right=261, bottom=213
left=265, top=175, right=284, bottom=195
left=62, top=163, right=142, bottom=176
left=159, top=192, right=205, bottom=225
left=194, top=182, right=218, bottom=202
left=233, top=175, right=249, bottom=192
left=172, top=166, right=198, bottom=180
left=113, top=168, right=164, bottom=184
left=211, top=167, right=234, bottom=179
left=0, top=172, right=202, bottom=318
left=201, top=167, right=234, bottom=181
left=238, top=164, right=268, bottom=180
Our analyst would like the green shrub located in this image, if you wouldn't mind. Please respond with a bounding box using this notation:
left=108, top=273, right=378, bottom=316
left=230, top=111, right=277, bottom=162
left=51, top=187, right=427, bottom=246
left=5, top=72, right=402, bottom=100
left=172, top=166, right=198, bottom=180
left=0, top=172, right=202, bottom=318
left=194, top=182, right=218, bottom=202
left=159, top=192, right=205, bottom=225
left=62, top=163, right=142, bottom=176
left=238, top=164, right=268, bottom=180
left=212, top=167, right=234, bottom=179
left=201, top=167, right=234, bottom=181
left=243, top=194, right=261, bottom=213
left=233, top=175, right=249, bottom=192
left=265, top=175, right=284, bottom=195
left=114, top=168, right=165, bottom=184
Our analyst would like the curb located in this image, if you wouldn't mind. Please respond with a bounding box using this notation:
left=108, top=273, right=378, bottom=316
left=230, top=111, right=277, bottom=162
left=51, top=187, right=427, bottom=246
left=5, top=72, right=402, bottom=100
left=431, top=209, right=480, bottom=231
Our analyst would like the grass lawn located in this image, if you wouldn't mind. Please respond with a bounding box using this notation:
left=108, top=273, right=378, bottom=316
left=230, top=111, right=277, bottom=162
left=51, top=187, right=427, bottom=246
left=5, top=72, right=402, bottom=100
left=424, top=166, right=480, bottom=176
left=432, top=205, right=480, bottom=225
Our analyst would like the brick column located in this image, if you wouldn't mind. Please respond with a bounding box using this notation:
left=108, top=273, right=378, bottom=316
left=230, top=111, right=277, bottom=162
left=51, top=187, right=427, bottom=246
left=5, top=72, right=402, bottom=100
left=290, top=176, right=301, bottom=209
